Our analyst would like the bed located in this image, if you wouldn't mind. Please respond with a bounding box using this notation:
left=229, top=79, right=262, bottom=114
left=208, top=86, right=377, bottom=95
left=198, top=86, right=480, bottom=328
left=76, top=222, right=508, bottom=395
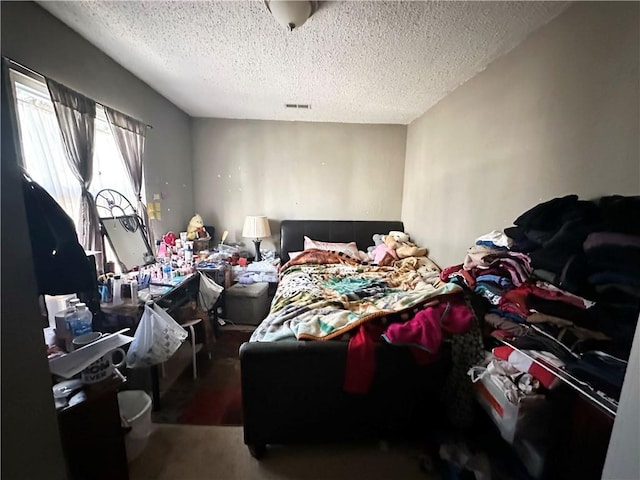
left=239, top=220, right=462, bottom=458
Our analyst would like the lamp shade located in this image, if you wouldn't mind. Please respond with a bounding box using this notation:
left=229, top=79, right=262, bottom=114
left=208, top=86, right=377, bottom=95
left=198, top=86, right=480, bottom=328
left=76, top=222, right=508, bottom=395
left=242, top=216, right=271, bottom=239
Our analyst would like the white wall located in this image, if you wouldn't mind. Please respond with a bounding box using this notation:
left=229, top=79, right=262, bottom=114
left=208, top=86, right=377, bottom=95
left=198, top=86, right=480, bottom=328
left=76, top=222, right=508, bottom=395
left=602, top=318, right=640, bottom=479
left=192, top=118, right=407, bottom=251
left=0, top=1, right=195, bottom=238
left=402, top=1, right=640, bottom=268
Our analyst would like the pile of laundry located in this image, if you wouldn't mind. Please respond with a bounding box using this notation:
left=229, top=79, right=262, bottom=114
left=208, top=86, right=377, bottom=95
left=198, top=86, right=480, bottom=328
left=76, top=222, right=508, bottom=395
left=442, top=194, right=640, bottom=401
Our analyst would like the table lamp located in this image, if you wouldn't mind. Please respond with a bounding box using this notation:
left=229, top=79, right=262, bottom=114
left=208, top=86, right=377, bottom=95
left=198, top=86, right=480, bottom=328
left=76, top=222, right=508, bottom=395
left=242, top=215, right=271, bottom=262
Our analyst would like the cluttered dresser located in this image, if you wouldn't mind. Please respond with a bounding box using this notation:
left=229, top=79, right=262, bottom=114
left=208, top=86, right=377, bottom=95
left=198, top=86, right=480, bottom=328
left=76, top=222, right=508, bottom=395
left=24, top=173, right=277, bottom=478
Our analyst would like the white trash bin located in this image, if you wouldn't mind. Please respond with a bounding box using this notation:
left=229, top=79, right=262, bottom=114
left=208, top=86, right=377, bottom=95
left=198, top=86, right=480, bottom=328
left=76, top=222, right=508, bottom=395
left=117, top=390, right=152, bottom=462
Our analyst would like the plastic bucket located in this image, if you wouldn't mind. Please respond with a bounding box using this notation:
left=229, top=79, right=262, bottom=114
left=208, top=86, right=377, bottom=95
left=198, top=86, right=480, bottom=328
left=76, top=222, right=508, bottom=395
left=117, top=390, right=152, bottom=462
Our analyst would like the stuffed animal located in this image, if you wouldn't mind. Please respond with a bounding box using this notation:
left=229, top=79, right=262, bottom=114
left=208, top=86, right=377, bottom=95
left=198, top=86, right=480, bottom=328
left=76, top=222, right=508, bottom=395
left=163, top=231, right=177, bottom=247
left=383, top=231, right=428, bottom=259
left=373, top=233, right=387, bottom=246
left=367, top=233, right=388, bottom=257
left=371, top=243, right=398, bottom=266
left=367, top=231, right=428, bottom=264
left=186, top=214, right=209, bottom=241
left=387, top=231, right=410, bottom=243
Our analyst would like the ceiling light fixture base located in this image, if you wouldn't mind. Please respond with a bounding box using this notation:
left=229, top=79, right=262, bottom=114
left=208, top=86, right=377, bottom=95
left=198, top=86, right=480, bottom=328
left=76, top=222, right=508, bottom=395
left=264, top=0, right=319, bottom=31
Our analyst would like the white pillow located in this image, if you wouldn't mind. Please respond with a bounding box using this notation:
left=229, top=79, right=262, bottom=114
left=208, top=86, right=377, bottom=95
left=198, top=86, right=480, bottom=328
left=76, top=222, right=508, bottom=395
left=303, top=236, right=360, bottom=259
left=288, top=251, right=304, bottom=261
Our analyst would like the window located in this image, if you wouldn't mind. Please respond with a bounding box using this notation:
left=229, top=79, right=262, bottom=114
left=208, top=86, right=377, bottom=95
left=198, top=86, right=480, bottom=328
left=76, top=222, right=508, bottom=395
left=10, top=69, right=141, bottom=238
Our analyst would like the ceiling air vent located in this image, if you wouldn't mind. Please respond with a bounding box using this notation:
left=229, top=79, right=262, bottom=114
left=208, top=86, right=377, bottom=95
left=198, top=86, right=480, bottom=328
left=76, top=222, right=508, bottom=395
left=285, top=103, right=311, bottom=109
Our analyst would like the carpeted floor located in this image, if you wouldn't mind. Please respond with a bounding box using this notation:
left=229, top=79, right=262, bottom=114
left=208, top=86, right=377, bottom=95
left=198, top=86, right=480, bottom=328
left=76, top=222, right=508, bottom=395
left=141, top=327, right=438, bottom=479
left=136, top=329, right=527, bottom=480
left=152, top=327, right=252, bottom=426
left=129, top=424, right=438, bottom=480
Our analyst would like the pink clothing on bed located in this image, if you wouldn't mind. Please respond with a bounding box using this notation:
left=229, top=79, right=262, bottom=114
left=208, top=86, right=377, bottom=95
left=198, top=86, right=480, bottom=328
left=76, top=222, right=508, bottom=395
left=383, top=299, right=473, bottom=353
left=344, top=298, right=473, bottom=394
left=371, top=243, right=398, bottom=265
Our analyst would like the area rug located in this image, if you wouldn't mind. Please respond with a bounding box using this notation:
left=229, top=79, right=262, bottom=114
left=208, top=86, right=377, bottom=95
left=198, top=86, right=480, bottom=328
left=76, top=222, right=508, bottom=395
left=152, top=327, right=252, bottom=426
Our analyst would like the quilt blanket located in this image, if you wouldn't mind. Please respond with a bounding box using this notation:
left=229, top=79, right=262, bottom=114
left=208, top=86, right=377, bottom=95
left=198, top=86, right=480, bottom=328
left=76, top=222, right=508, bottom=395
left=250, top=251, right=462, bottom=342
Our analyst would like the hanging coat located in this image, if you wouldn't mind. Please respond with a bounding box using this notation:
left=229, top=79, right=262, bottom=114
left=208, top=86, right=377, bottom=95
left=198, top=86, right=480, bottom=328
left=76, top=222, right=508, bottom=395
left=22, top=173, right=96, bottom=295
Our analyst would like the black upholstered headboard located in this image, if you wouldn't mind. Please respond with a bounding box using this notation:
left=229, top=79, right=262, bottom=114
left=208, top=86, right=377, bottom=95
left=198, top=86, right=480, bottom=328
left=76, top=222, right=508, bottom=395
left=280, top=220, right=404, bottom=262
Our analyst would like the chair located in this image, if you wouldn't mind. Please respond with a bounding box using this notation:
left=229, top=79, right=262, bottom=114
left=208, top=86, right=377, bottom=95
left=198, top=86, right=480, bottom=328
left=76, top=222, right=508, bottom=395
left=181, top=318, right=204, bottom=379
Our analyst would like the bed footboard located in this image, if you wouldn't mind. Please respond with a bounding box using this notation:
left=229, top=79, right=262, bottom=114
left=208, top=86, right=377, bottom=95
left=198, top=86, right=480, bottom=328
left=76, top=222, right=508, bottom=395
left=239, top=340, right=450, bottom=457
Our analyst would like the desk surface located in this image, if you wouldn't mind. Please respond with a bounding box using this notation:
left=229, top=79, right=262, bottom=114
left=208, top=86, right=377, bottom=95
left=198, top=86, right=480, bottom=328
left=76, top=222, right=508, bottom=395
left=149, top=273, right=197, bottom=298
left=101, top=273, right=197, bottom=313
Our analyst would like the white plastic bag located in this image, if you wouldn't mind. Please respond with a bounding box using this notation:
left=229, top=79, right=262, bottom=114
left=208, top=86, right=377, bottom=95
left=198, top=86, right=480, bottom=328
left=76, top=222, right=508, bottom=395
left=197, top=272, right=224, bottom=312
left=126, top=303, right=188, bottom=368
left=468, top=357, right=539, bottom=405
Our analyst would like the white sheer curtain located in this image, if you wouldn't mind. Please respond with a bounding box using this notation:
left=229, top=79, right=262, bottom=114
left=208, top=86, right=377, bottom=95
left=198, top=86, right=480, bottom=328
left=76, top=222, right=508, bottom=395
left=12, top=71, right=137, bottom=243
left=92, top=107, right=137, bottom=204
left=14, top=77, right=81, bottom=224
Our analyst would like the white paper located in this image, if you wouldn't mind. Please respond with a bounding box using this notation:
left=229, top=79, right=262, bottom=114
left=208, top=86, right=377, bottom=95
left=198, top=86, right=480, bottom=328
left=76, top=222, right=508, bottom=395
left=246, top=260, right=278, bottom=273
left=49, top=331, right=134, bottom=379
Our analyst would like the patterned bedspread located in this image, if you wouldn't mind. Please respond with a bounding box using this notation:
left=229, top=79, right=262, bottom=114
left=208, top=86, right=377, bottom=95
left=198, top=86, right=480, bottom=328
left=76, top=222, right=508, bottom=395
left=250, top=250, right=462, bottom=342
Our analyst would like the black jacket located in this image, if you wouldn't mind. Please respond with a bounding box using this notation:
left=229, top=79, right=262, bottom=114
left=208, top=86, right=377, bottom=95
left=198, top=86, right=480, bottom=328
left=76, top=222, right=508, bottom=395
left=22, top=174, right=95, bottom=295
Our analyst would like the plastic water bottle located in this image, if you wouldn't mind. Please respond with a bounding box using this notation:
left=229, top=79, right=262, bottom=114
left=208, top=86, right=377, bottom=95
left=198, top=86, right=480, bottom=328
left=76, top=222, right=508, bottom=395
left=67, top=297, right=80, bottom=309
left=67, top=303, right=93, bottom=339
left=163, top=263, right=173, bottom=283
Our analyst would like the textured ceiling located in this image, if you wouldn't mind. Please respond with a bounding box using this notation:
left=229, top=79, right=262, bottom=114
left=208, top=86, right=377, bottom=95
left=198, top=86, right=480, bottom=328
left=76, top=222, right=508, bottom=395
left=39, top=1, right=569, bottom=124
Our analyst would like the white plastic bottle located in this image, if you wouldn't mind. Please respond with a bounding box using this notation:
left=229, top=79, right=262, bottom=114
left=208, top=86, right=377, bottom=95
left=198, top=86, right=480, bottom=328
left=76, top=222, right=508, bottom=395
left=130, top=280, right=139, bottom=305
left=184, top=242, right=193, bottom=264
left=113, top=275, right=123, bottom=305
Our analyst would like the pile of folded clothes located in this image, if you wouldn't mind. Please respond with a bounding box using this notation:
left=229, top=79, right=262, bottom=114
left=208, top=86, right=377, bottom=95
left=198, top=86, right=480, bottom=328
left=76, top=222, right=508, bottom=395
left=443, top=194, right=640, bottom=402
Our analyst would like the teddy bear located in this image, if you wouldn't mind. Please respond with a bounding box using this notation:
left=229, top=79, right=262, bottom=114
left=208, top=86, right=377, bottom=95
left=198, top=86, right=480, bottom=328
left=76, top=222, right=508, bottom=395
left=384, top=230, right=428, bottom=259
left=186, top=214, right=210, bottom=241
left=369, top=231, right=428, bottom=265
left=369, top=233, right=398, bottom=266
left=367, top=233, right=387, bottom=256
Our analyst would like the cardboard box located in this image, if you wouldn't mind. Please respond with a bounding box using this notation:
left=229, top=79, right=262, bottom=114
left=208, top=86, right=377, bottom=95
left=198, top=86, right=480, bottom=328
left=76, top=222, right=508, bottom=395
left=474, top=374, right=550, bottom=445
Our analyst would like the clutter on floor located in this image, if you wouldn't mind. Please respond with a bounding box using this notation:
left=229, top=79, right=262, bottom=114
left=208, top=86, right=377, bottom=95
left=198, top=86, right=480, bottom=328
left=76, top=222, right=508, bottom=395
left=151, top=327, right=252, bottom=426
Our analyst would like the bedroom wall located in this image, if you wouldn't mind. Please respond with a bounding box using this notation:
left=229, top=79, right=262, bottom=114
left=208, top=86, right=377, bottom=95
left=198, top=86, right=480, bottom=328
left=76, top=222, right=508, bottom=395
left=0, top=1, right=194, bottom=237
left=402, top=1, right=640, bottom=268
left=2, top=63, right=67, bottom=479
left=192, top=118, right=406, bottom=252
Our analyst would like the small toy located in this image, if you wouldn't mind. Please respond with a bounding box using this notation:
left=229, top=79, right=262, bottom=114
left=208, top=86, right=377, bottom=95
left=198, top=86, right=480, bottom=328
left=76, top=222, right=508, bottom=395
left=384, top=231, right=428, bottom=259
left=163, top=231, right=177, bottom=247
left=369, top=231, right=428, bottom=265
left=186, top=214, right=209, bottom=241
